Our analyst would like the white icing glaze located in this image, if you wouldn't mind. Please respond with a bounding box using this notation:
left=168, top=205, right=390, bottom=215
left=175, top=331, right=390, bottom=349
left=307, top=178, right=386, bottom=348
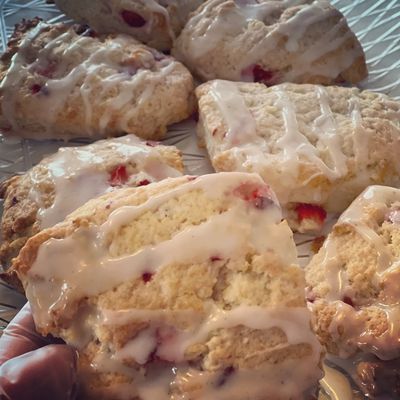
left=182, top=0, right=359, bottom=82
left=209, top=80, right=258, bottom=147
left=171, top=356, right=321, bottom=400
left=319, top=239, right=350, bottom=301
left=27, top=172, right=291, bottom=328
left=93, top=305, right=322, bottom=400
left=28, top=135, right=181, bottom=228
left=103, top=306, right=320, bottom=363
left=0, top=22, right=178, bottom=137
left=274, top=85, right=343, bottom=182
left=349, top=96, right=369, bottom=165
left=311, top=186, right=400, bottom=359
left=326, top=301, right=400, bottom=360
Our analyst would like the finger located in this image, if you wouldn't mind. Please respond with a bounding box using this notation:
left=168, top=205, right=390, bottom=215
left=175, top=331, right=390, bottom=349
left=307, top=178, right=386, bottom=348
left=0, top=303, right=50, bottom=366
left=0, top=344, right=78, bottom=400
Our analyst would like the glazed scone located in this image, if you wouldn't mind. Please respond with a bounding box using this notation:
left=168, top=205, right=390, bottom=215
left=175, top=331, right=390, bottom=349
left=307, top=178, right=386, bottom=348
left=0, top=19, right=195, bottom=140
left=306, top=186, right=400, bottom=360
left=172, top=0, right=367, bottom=85
left=0, top=134, right=183, bottom=275
left=54, top=0, right=206, bottom=51
left=196, top=80, right=400, bottom=232
left=13, top=172, right=323, bottom=400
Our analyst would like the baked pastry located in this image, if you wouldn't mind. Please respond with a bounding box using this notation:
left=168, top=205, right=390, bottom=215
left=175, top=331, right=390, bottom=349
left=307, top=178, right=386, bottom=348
left=172, top=0, right=367, bottom=85
left=0, top=19, right=195, bottom=140
left=13, top=172, right=323, bottom=400
left=54, top=0, right=206, bottom=51
left=0, top=134, right=183, bottom=274
left=306, top=186, right=400, bottom=360
left=196, top=80, right=400, bottom=232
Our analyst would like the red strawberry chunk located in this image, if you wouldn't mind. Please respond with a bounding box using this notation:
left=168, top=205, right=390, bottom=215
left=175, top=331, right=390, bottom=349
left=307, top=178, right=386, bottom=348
left=252, top=65, right=275, bottom=84
left=234, top=183, right=274, bottom=210
left=109, top=165, right=129, bottom=186
left=121, top=10, right=146, bottom=27
left=142, top=272, right=153, bottom=283
left=342, top=296, right=355, bottom=307
left=30, top=84, right=42, bottom=94
left=295, top=203, right=326, bottom=224
left=137, top=179, right=150, bottom=187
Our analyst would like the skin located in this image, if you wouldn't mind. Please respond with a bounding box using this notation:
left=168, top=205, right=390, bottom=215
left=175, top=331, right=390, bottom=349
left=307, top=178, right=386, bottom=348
left=0, top=303, right=78, bottom=400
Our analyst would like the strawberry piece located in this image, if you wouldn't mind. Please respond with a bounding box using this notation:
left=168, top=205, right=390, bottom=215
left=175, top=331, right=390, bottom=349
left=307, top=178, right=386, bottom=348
left=121, top=10, right=146, bottom=27
left=109, top=165, right=128, bottom=186
left=252, top=64, right=275, bottom=84
left=30, top=84, right=42, bottom=94
left=234, top=183, right=274, bottom=210
left=137, top=179, right=150, bottom=187
left=295, top=203, right=327, bottom=224
left=142, top=272, right=153, bottom=283
left=210, top=256, right=222, bottom=262
left=342, top=296, right=355, bottom=307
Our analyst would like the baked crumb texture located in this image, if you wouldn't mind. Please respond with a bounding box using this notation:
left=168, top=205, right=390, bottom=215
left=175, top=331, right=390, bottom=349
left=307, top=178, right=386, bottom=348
left=306, top=186, right=400, bottom=360
left=54, top=0, right=206, bottom=51
left=0, top=19, right=195, bottom=140
left=173, top=0, right=367, bottom=85
left=0, top=135, right=183, bottom=285
left=13, top=172, right=322, bottom=400
left=196, top=80, right=400, bottom=233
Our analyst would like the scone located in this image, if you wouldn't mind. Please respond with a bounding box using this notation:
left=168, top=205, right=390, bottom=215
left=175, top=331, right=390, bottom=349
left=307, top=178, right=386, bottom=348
left=196, top=80, right=400, bottom=232
left=54, top=0, right=206, bottom=51
left=172, top=0, right=367, bottom=85
left=13, top=172, right=323, bottom=400
left=0, top=134, right=183, bottom=275
left=0, top=19, right=195, bottom=140
left=305, top=186, right=400, bottom=360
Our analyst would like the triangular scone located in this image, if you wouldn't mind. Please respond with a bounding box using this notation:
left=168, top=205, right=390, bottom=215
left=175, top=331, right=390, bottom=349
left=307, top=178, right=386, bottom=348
left=0, top=19, right=194, bottom=140
left=306, top=186, right=400, bottom=360
left=13, top=172, right=323, bottom=400
left=54, top=0, right=206, bottom=51
left=196, top=80, right=400, bottom=232
left=0, top=135, right=182, bottom=273
left=173, top=0, right=367, bottom=85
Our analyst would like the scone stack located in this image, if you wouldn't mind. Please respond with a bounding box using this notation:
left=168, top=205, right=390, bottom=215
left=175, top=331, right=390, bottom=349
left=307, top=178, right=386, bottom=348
left=1, top=0, right=400, bottom=399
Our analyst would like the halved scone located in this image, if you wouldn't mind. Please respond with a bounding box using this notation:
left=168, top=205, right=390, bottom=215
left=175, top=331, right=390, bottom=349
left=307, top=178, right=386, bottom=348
left=13, top=172, right=323, bottom=400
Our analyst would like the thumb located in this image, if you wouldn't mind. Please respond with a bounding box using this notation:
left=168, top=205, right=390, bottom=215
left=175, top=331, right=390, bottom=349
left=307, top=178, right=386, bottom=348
left=0, top=344, right=78, bottom=400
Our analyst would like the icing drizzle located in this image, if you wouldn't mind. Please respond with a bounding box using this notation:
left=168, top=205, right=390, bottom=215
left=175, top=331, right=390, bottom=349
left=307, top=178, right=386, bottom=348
left=180, top=0, right=360, bottom=82
left=23, top=172, right=322, bottom=399
left=28, top=135, right=181, bottom=228
left=0, top=22, right=179, bottom=137
left=311, top=186, right=400, bottom=359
